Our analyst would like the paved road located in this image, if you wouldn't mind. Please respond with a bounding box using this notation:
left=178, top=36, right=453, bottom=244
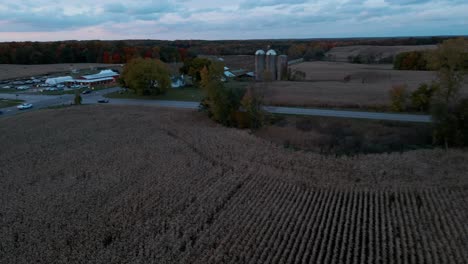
left=1, top=87, right=432, bottom=123
left=264, top=106, right=432, bottom=123
left=0, top=87, right=121, bottom=117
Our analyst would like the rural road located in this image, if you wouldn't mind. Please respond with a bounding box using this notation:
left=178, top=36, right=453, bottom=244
left=1, top=87, right=432, bottom=123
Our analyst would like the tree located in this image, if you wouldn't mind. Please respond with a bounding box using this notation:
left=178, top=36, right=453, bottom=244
left=121, top=58, right=171, bottom=96
left=180, top=58, right=212, bottom=86
left=241, top=87, right=265, bottom=130
left=428, top=38, right=468, bottom=147
left=389, top=84, right=408, bottom=112
left=74, top=91, right=82, bottom=105
left=410, top=82, right=439, bottom=112
left=200, top=62, right=245, bottom=126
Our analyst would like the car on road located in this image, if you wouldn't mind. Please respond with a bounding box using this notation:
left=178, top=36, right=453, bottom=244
left=98, top=99, right=109, bottom=103
left=17, top=103, right=33, bottom=110
left=82, top=90, right=92, bottom=94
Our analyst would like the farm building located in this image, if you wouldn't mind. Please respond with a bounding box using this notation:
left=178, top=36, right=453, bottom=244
left=45, top=76, right=74, bottom=86
left=171, top=75, right=186, bottom=88
left=74, top=70, right=119, bottom=86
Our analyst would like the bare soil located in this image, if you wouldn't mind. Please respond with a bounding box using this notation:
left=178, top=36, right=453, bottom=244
left=0, top=63, right=123, bottom=80
left=261, top=61, right=468, bottom=109
left=1, top=106, right=467, bottom=263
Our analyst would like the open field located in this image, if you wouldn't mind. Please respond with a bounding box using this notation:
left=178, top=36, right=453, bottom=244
left=1, top=106, right=467, bottom=263
left=262, top=61, right=468, bottom=109
left=0, top=63, right=123, bottom=80
left=326, top=45, right=437, bottom=62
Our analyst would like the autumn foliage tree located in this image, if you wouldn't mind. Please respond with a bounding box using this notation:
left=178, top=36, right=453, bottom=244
left=200, top=62, right=246, bottom=126
left=121, top=58, right=171, bottom=96
left=428, top=38, right=468, bottom=147
left=389, top=84, right=408, bottom=112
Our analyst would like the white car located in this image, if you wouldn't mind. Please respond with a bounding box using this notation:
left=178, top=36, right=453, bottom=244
left=16, top=85, right=30, bottom=90
left=17, top=103, right=33, bottom=110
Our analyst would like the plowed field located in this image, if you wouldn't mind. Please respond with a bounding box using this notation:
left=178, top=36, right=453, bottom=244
left=1, top=106, right=467, bottom=263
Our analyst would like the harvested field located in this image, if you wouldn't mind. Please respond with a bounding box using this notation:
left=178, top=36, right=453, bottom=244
left=1, top=105, right=468, bottom=263
left=263, top=61, right=468, bottom=109
left=0, top=63, right=123, bottom=80
left=326, top=45, right=437, bottom=62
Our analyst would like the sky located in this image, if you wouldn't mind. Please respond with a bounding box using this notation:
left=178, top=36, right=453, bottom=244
left=0, top=0, right=467, bottom=41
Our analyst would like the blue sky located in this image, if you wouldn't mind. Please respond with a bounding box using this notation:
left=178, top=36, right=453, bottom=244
left=0, top=0, right=466, bottom=41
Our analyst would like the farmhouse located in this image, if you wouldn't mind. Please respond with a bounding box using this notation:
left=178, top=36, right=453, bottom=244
left=171, top=75, right=186, bottom=88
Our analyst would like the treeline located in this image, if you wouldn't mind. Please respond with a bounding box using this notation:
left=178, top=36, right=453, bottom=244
left=394, top=49, right=468, bottom=71
left=0, top=41, right=189, bottom=64
left=0, top=36, right=454, bottom=65
left=393, top=51, right=430, bottom=70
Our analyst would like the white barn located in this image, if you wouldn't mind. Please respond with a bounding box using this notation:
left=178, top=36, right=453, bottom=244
left=45, top=76, right=74, bottom=86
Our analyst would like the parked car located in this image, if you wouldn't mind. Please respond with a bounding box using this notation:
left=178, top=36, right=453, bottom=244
left=16, top=85, right=30, bottom=90
left=1, top=85, right=11, bottom=89
left=17, top=103, right=33, bottom=110
left=98, top=99, right=109, bottom=103
left=82, top=90, right=92, bottom=94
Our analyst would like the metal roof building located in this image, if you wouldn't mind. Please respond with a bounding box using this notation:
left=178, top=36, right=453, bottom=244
left=45, top=76, right=74, bottom=85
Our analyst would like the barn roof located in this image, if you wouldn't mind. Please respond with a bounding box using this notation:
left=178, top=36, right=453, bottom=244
left=81, top=70, right=119, bottom=80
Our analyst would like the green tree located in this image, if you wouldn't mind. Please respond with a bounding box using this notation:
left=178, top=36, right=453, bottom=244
left=200, top=62, right=245, bottom=126
left=74, top=91, right=82, bottom=105
left=180, top=58, right=212, bottom=85
left=428, top=38, right=468, bottom=147
left=410, top=82, right=439, bottom=112
left=121, top=58, right=171, bottom=96
left=241, top=87, right=265, bottom=130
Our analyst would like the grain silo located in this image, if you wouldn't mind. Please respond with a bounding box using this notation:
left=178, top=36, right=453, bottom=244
left=276, top=55, right=288, bottom=81
left=266, top=49, right=277, bottom=81
left=255, top=50, right=266, bottom=81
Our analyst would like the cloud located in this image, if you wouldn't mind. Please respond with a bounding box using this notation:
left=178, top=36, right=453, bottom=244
left=240, top=0, right=309, bottom=9
left=0, top=0, right=466, bottom=41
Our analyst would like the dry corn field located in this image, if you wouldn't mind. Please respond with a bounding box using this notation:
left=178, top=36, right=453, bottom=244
left=1, top=105, right=468, bottom=263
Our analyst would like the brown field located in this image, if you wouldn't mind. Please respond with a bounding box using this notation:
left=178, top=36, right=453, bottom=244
left=0, top=63, right=123, bottom=80
left=261, top=61, right=468, bottom=109
left=1, top=106, right=468, bottom=263
left=256, top=115, right=432, bottom=155
left=326, top=45, right=437, bottom=62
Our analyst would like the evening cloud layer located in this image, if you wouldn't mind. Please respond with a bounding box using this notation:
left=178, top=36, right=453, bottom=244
left=0, top=0, right=466, bottom=41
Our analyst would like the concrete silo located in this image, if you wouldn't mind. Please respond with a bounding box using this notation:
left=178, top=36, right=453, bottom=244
left=255, top=50, right=266, bottom=81
left=276, top=55, right=288, bottom=81
left=266, top=49, right=277, bottom=81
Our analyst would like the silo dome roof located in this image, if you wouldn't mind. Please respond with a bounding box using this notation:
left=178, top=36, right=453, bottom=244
left=255, top=50, right=265, bottom=55
left=266, top=49, right=277, bottom=56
